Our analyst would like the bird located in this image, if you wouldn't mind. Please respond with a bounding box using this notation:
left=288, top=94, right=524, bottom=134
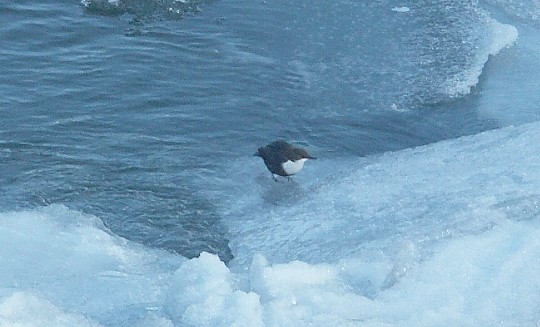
left=254, top=140, right=316, bottom=181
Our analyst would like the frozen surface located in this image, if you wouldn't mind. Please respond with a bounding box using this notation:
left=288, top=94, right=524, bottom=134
left=0, top=205, right=183, bottom=327
left=221, top=122, right=540, bottom=267
left=391, top=7, right=410, bottom=13
left=443, top=16, right=517, bottom=97
left=0, top=292, right=104, bottom=327
left=3, top=122, right=540, bottom=326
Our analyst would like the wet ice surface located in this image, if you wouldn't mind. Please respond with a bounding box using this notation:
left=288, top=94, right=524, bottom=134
left=2, top=122, right=540, bottom=326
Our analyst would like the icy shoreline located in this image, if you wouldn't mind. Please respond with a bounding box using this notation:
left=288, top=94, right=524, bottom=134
left=2, top=122, right=540, bottom=326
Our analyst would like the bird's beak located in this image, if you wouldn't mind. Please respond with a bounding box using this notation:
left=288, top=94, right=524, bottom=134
left=253, top=152, right=260, bottom=157
left=308, top=155, right=317, bottom=160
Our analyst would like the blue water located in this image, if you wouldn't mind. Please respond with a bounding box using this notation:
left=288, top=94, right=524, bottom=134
left=1, top=0, right=540, bottom=325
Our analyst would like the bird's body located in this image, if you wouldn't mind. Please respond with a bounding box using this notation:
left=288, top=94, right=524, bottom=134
left=254, top=140, right=316, bottom=180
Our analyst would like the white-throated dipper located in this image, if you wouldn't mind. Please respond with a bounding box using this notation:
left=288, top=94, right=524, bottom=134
left=254, top=140, right=316, bottom=181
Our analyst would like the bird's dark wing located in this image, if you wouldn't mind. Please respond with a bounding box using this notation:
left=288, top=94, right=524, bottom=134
left=258, top=146, right=289, bottom=176
left=267, top=141, right=298, bottom=160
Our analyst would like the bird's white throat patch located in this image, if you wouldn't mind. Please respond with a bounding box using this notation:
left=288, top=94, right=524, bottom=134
left=281, top=158, right=308, bottom=175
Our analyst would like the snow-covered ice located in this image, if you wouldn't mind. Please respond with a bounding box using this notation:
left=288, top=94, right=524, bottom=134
left=2, top=122, right=540, bottom=326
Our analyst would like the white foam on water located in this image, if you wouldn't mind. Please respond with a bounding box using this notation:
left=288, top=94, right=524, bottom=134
left=3, top=122, right=540, bottom=326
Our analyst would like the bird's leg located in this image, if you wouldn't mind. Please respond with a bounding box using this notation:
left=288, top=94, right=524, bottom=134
left=272, top=174, right=286, bottom=183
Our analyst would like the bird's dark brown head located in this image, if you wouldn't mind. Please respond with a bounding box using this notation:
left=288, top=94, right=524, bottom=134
left=296, top=147, right=317, bottom=160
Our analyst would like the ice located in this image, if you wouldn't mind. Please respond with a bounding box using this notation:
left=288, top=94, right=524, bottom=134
left=80, top=0, right=121, bottom=7
left=166, top=252, right=263, bottom=327
left=391, top=7, right=410, bottom=13
left=217, top=121, right=540, bottom=324
left=443, top=17, right=518, bottom=97
left=0, top=205, right=182, bottom=327
left=475, top=13, right=540, bottom=126
left=378, top=220, right=540, bottom=326
left=2, top=122, right=540, bottom=326
left=222, top=122, right=540, bottom=270
left=0, top=292, right=102, bottom=327
left=169, top=220, right=540, bottom=326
